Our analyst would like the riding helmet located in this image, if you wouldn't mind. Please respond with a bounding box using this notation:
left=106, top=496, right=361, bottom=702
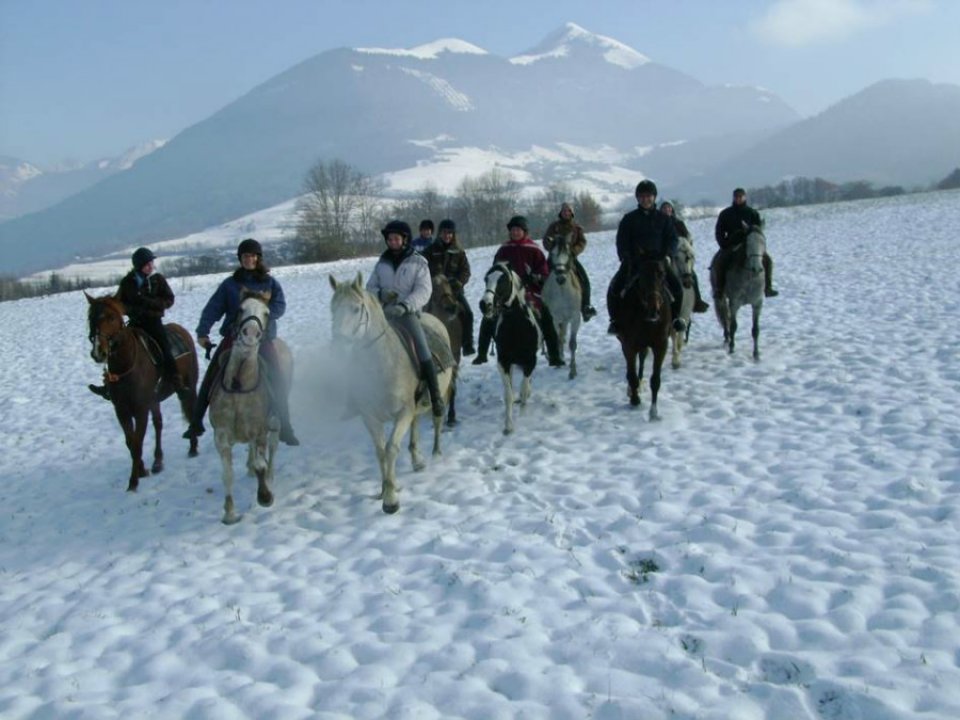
left=381, top=220, right=412, bottom=243
left=506, top=215, right=529, bottom=232
left=418, top=219, right=434, bottom=233
left=237, top=238, right=263, bottom=260
left=438, top=219, right=456, bottom=233
left=635, top=179, right=658, bottom=197
left=732, top=187, right=746, bottom=198
left=131, top=247, right=156, bottom=269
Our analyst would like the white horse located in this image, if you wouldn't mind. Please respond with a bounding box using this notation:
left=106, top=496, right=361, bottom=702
left=713, top=226, right=766, bottom=360
left=670, top=235, right=696, bottom=369
left=479, top=262, right=540, bottom=435
left=328, top=273, right=454, bottom=514
left=209, top=292, right=288, bottom=524
left=542, top=232, right=582, bottom=379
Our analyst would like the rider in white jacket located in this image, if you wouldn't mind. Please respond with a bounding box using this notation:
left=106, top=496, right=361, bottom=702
left=367, top=220, right=444, bottom=417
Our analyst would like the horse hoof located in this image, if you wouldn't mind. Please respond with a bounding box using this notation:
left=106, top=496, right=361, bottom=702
left=383, top=502, right=400, bottom=515
left=126, top=483, right=138, bottom=492
left=151, top=461, right=164, bottom=474
left=188, top=448, right=199, bottom=458
left=257, top=490, right=274, bottom=507
left=222, top=513, right=242, bottom=525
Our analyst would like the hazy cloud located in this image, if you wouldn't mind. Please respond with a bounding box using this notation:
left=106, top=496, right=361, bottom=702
left=752, top=0, right=931, bottom=46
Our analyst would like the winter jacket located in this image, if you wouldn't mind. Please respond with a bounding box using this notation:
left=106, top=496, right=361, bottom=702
left=542, top=218, right=587, bottom=256
left=423, top=236, right=471, bottom=294
left=367, top=245, right=433, bottom=312
left=196, top=268, right=287, bottom=340
left=117, top=270, right=174, bottom=323
left=411, top=235, right=433, bottom=254
left=615, top=204, right=678, bottom=268
left=715, top=203, right=763, bottom=249
left=494, top=234, right=550, bottom=307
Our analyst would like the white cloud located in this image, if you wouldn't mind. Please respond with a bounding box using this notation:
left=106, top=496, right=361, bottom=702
left=752, top=0, right=931, bottom=47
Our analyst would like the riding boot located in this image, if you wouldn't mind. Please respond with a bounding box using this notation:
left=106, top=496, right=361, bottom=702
left=88, top=383, right=112, bottom=400
left=692, top=273, right=710, bottom=313
left=606, top=277, right=620, bottom=334
left=763, top=254, right=779, bottom=297
left=539, top=305, right=565, bottom=367
left=575, top=259, right=597, bottom=321
left=472, top=316, right=494, bottom=364
left=420, top=360, right=445, bottom=417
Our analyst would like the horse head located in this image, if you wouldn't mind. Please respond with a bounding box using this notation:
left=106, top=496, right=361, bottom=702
left=675, top=236, right=696, bottom=289
left=626, top=258, right=666, bottom=321
left=744, top=226, right=766, bottom=275
left=480, top=262, right=522, bottom=319
left=329, top=272, right=381, bottom=342
left=547, top=233, right=574, bottom=286
left=86, top=292, right=127, bottom=362
left=427, top=275, right=460, bottom=322
left=234, top=290, right=271, bottom=351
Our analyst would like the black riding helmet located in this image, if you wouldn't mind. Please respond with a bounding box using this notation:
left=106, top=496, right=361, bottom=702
left=131, top=247, right=156, bottom=269
left=237, top=238, right=263, bottom=260
left=381, top=220, right=412, bottom=245
left=438, top=219, right=456, bottom=233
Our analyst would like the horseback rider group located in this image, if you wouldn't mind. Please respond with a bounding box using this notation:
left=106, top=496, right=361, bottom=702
left=90, top=181, right=778, bottom=444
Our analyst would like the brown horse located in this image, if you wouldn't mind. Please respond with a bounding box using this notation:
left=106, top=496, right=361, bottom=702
left=611, top=259, right=672, bottom=419
left=86, top=293, right=200, bottom=490
left=423, top=275, right=462, bottom=426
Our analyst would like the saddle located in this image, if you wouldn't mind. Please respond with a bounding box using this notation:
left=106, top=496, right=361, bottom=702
left=386, top=318, right=456, bottom=374
left=134, top=326, right=189, bottom=368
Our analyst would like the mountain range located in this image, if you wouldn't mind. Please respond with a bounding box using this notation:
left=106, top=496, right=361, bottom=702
left=2, top=22, right=959, bottom=277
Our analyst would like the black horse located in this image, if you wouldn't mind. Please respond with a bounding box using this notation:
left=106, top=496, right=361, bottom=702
left=478, top=262, right=541, bottom=435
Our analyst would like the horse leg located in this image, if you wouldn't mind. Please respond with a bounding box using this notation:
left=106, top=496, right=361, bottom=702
left=383, top=411, right=413, bottom=514
left=431, top=409, right=443, bottom=457
left=179, top=386, right=199, bottom=457
left=649, top=346, right=665, bottom=422
left=150, top=401, right=164, bottom=474
left=446, top=381, right=457, bottom=427
left=361, top=417, right=389, bottom=502
left=215, top=431, right=240, bottom=524
left=568, top=322, right=579, bottom=380
left=116, top=411, right=142, bottom=491
left=409, top=412, right=426, bottom=472
left=622, top=346, right=640, bottom=407
left=671, top=328, right=682, bottom=370
left=498, top=363, right=515, bottom=435
left=728, top=308, right=738, bottom=355
left=255, top=436, right=274, bottom=508
left=752, top=302, right=762, bottom=361
left=519, top=370, right=533, bottom=408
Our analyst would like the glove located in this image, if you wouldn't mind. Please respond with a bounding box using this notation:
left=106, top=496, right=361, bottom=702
left=198, top=336, right=212, bottom=350
left=384, top=303, right=408, bottom=319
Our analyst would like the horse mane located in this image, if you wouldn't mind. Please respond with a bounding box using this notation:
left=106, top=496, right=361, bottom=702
left=91, top=294, right=127, bottom=319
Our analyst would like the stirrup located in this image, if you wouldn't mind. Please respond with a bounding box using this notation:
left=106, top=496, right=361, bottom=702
left=88, top=383, right=111, bottom=400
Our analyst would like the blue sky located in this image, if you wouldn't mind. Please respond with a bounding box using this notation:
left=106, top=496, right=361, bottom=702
left=2, top=0, right=957, bottom=167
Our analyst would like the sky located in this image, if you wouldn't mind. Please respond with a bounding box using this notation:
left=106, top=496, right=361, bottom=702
left=2, top=189, right=960, bottom=718
left=1, top=0, right=958, bottom=167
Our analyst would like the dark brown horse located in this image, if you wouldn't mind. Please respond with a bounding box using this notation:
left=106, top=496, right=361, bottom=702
left=424, top=275, right=462, bottom=426
left=86, top=293, right=200, bottom=490
left=611, top=259, right=672, bottom=419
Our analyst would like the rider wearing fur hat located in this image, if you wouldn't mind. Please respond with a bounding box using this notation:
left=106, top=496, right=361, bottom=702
left=473, top=215, right=565, bottom=367
left=88, top=247, right=182, bottom=400
left=607, top=180, right=686, bottom=335
left=659, top=201, right=709, bottom=314
left=183, top=238, right=300, bottom=445
left=542, top=202, right=598, bottom=322
left=367, top=220, right=445, bottom=418
left=422, top=218, right=476, bottom=356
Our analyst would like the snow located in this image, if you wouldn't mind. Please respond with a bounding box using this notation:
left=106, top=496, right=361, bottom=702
left=356, top=39, right=488, bottom=60
left=511, top=22, right=651, bottom=69
left=2, top=190, right=959, bottom=718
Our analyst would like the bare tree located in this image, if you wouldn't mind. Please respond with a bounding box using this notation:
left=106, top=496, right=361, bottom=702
left=293, top=159, right=386, bottom=261
left=453, top=169, right=522, bottom=247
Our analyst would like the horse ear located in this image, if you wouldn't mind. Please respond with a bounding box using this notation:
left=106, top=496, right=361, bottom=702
left=353, top=272, right=363, bottom=291
left=84, top=291, right=95, bottom=304
left=328, top=274, right=338, bottom=291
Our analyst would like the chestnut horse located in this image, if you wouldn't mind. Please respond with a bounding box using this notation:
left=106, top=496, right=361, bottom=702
left=86, top=293, right=199, bottom=490
left=611, top=259, right=672, bottom=420
left=424, top=275, right=463, bottom=426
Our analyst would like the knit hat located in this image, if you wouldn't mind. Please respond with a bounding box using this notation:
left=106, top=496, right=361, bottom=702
left=506, top=215, right=529, bottom=232
left=438, top=219, right=456, bottom=233
left=237, top=238, right=263, bottom=260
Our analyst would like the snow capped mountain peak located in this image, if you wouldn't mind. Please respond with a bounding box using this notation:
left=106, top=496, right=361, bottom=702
left=511, top=22, right=651, bottom=69
left=356, top=38, right=488, bottom=60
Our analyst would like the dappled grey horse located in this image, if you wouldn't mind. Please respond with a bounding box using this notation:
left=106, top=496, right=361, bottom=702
left=712, top=226, right=766, bottom=360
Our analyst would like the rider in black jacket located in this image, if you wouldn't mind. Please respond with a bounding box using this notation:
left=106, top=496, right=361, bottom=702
left=713, top=188, right=779, bottom=298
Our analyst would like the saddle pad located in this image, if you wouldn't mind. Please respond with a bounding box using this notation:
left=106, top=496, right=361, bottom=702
left=167, top=327, right=191, bottom=358
left=425, top=324, right=456, bottom=372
